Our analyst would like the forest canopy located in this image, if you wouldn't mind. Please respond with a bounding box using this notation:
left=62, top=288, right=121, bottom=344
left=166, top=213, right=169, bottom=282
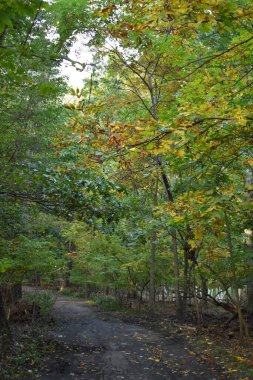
left=0, top=0, right=252, bottom=342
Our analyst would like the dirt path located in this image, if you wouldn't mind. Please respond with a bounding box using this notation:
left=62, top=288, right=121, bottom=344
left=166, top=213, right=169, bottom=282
left=34, top=295, right=232, bottom=380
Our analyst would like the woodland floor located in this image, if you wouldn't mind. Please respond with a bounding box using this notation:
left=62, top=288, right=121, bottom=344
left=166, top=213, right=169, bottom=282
left=1, top=294, right=253, bottom=380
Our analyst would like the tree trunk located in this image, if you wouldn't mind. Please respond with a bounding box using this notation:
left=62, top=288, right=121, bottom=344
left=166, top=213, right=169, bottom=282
left=247, top=283, right=253, bottom=314
left=0, top=288, right=11, bottom=353
left=224, top=210, right=249, bottom=341
left=192, top=280, right=201, bottom=325
left=12, top=283, right=22, bottom=303
left=149, top=175, right=158, bottom=311
left=201, top=275, right=208, bottom=305
left=156, top=158, right=183, bottom=318
left=0, top=289, right=8, bottom=331
left=149, top=230, right=157, bottom=310
left=0, top=283, right=22, bottom=307
left=172, top=231, right=183, bottom=318
left=182, top=249, right=189, bottom=312
left=65, top=260, right=73, bottom=288
left=142, top=72, right=183, bottom=318
left=245, top=169, right=253, bottom=314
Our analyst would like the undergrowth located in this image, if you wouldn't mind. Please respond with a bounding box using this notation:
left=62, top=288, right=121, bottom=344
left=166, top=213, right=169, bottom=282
left=60, top=288, right=84, bottom=298
left=0, top=324, right=57, bottom=380
left=91, top=295, right=124, bottom=311
left=23, top=290, right=56, bottom=316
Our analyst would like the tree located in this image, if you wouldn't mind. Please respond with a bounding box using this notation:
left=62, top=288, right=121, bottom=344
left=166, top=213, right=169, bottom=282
left=0, top=0, right=67, bottom=335
left=56, top=0, right=253, bottom=331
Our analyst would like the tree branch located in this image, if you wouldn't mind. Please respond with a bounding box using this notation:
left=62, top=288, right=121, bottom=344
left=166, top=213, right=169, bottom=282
left=0, top=191, right=56, bottom=209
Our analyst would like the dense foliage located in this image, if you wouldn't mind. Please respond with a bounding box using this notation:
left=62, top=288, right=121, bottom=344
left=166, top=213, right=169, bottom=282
left=0, top=0, right=252, bottom=341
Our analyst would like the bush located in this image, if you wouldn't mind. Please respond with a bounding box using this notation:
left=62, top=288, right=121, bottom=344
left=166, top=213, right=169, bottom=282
left=92, top=295, right=123, bottom=311
left=23, top=290, right=56, bottom=316
left=60, top=288, right=84, bottom=298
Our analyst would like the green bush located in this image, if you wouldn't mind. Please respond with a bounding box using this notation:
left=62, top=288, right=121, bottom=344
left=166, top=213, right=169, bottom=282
left=23, top=290, right=56, bottom=316
left=92, top=295, right=123, bottom=311
left=60, top=288, right=84, bottom=298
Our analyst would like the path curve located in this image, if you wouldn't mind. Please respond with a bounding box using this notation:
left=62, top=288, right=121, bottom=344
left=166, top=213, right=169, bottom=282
left=36, top=295, right=231, bottom=380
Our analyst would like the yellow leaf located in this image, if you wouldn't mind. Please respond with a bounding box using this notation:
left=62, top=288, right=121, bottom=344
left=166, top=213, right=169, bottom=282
left=194, top=226, right=204, bottom=240
left=153, top=147, right=166, bottom=154
left=222, top=186, right=235, bottom=194
left=235, top=356, right=247, bottom=362
left=189, top=240, right=196, bottom=249
left=197, top=14, right=210, bottom=23
left=176, top=149, right=185, bottom=157
left=247, top=158, right=253, bottom=166
left=174, top=215, right=184, bottom=222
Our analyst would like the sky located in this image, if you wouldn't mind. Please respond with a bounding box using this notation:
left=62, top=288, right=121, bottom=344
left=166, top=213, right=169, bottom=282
left=60, top=35, right=93, bottom=89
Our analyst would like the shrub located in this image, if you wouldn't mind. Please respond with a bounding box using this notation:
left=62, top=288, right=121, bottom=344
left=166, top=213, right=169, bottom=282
left=23, top=290, right=55, bottom=316
left=92, top=295, right=123, bottom=311
left=60, top=288, right=84, bottom=298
